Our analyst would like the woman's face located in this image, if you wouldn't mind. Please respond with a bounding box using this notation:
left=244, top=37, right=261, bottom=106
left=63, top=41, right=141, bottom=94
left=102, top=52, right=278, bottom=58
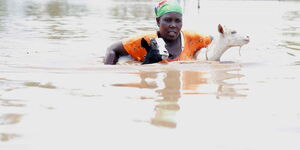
left=157, top=12, right=182, bottom=41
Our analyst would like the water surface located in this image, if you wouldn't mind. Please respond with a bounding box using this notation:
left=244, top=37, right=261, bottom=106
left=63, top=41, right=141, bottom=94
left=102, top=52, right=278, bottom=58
left=0, top=0, right=300, bottom=150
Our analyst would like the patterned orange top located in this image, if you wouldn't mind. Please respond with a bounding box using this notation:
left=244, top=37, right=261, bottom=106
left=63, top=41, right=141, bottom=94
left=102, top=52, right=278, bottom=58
left=122, top=30, right=212, bottom=62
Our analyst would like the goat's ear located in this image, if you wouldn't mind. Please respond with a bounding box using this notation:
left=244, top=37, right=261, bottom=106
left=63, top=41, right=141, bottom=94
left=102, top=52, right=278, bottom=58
left=218, top=24, right=224, bottom=34
left=141, top=38, right=150, bottom=52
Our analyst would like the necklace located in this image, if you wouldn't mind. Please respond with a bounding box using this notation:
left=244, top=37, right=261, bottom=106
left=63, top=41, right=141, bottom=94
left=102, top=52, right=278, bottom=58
left=168, top=32, right=184, bottom=59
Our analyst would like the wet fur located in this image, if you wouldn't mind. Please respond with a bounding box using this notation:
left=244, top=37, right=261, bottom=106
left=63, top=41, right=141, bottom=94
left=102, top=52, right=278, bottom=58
left=141, top=38, right=169, bottom=65
left=196, top=24, right=250, bottom=61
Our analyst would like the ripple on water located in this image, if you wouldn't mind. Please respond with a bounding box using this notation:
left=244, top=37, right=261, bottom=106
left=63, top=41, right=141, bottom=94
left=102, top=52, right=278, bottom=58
left=294, top=61, right=300, bottom=65
left=0, top=113, right=23, bottom=125
left=0, top=98, right=26, bottom=107
left=23, top=82, right=56, bottom=89
left=0, top=133, right=21, bottom=142
left=280, top=10, right=300, bottom=59
left=0, top=114, right=23, bottom=142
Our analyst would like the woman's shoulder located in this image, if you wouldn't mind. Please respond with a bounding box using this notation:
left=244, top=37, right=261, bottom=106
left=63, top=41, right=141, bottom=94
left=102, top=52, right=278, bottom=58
left=182, top=30, right=207, bottom=37
left=182, top=30, right=213, bottom=41
left=122, top=31, right=158, bottom=44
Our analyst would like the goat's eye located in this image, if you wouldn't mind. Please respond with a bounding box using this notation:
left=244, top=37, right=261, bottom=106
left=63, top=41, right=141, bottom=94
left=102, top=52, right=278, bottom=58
left=231, top=31, right=237, bottom=34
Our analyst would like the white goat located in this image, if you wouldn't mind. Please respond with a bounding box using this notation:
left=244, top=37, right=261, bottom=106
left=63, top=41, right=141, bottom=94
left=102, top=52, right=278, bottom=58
left=196, top=24, right=250, bottom=61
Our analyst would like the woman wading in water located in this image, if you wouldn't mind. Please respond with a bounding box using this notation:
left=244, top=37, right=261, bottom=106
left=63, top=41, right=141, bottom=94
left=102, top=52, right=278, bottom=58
left=104, top=0, right=212, bottom=65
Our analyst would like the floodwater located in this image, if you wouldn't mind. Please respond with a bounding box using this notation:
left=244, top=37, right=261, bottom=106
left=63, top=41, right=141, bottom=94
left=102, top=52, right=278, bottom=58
left=0, top=0, right=300, bottom=149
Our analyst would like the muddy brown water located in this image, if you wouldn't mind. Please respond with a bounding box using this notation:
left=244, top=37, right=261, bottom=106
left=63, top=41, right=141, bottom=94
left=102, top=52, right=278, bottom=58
left=1, top=0, right=300, bottom=150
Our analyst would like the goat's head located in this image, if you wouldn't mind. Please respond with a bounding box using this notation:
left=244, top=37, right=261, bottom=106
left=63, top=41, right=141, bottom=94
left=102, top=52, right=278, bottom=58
left=218, top=24, right=250, bottom=47
left=141, top=38, right=169, bottom=64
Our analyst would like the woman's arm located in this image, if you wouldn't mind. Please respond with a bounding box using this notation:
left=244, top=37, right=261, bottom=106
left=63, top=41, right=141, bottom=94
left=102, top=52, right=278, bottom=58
left=104, top=41, right=129, bottom=65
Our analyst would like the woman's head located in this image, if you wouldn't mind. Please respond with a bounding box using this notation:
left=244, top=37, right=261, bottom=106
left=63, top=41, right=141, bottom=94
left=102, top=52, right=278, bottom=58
left=155, top=0, right=182, bottom=18
left=155, top=0, right=183, bottom=41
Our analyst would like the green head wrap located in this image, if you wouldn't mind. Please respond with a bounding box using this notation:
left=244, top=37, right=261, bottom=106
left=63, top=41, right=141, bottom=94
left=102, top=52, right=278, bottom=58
left=155, top=0, right=183, bottom=18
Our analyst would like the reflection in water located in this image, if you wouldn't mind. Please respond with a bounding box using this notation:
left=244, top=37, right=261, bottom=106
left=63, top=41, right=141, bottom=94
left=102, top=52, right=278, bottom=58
left=283, top=10, right=300, bottom=21
left=107, top=1, right=157, bottom=39
left=152, top=71, right=181, bottom=128
left=209, top=69, right=247, bottom=99
left=43, top=1, right=88, bottom=40
left=0, top=0, right=6, bottom=32
left=24, top=1, right=41, bottom=17
left=0, top=0, right=89, bottom=40
left=182, top=71, right=209, bottom=93
left=46, top=1, right=69, bottom=17
left=0, top=0, right=157, bottom=43
left=182, top=69, right=246, bottom=99
left=0, top=0, right=5, bottom=14
left=109, top=2, right=154, bottom=20
left=24, top=1, right=89, bottom=17
left=112, top=68, right=247, bottom=128
left=113, top=70, right=181, bottom=128
left=294, top=61, right=300, bottom=65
